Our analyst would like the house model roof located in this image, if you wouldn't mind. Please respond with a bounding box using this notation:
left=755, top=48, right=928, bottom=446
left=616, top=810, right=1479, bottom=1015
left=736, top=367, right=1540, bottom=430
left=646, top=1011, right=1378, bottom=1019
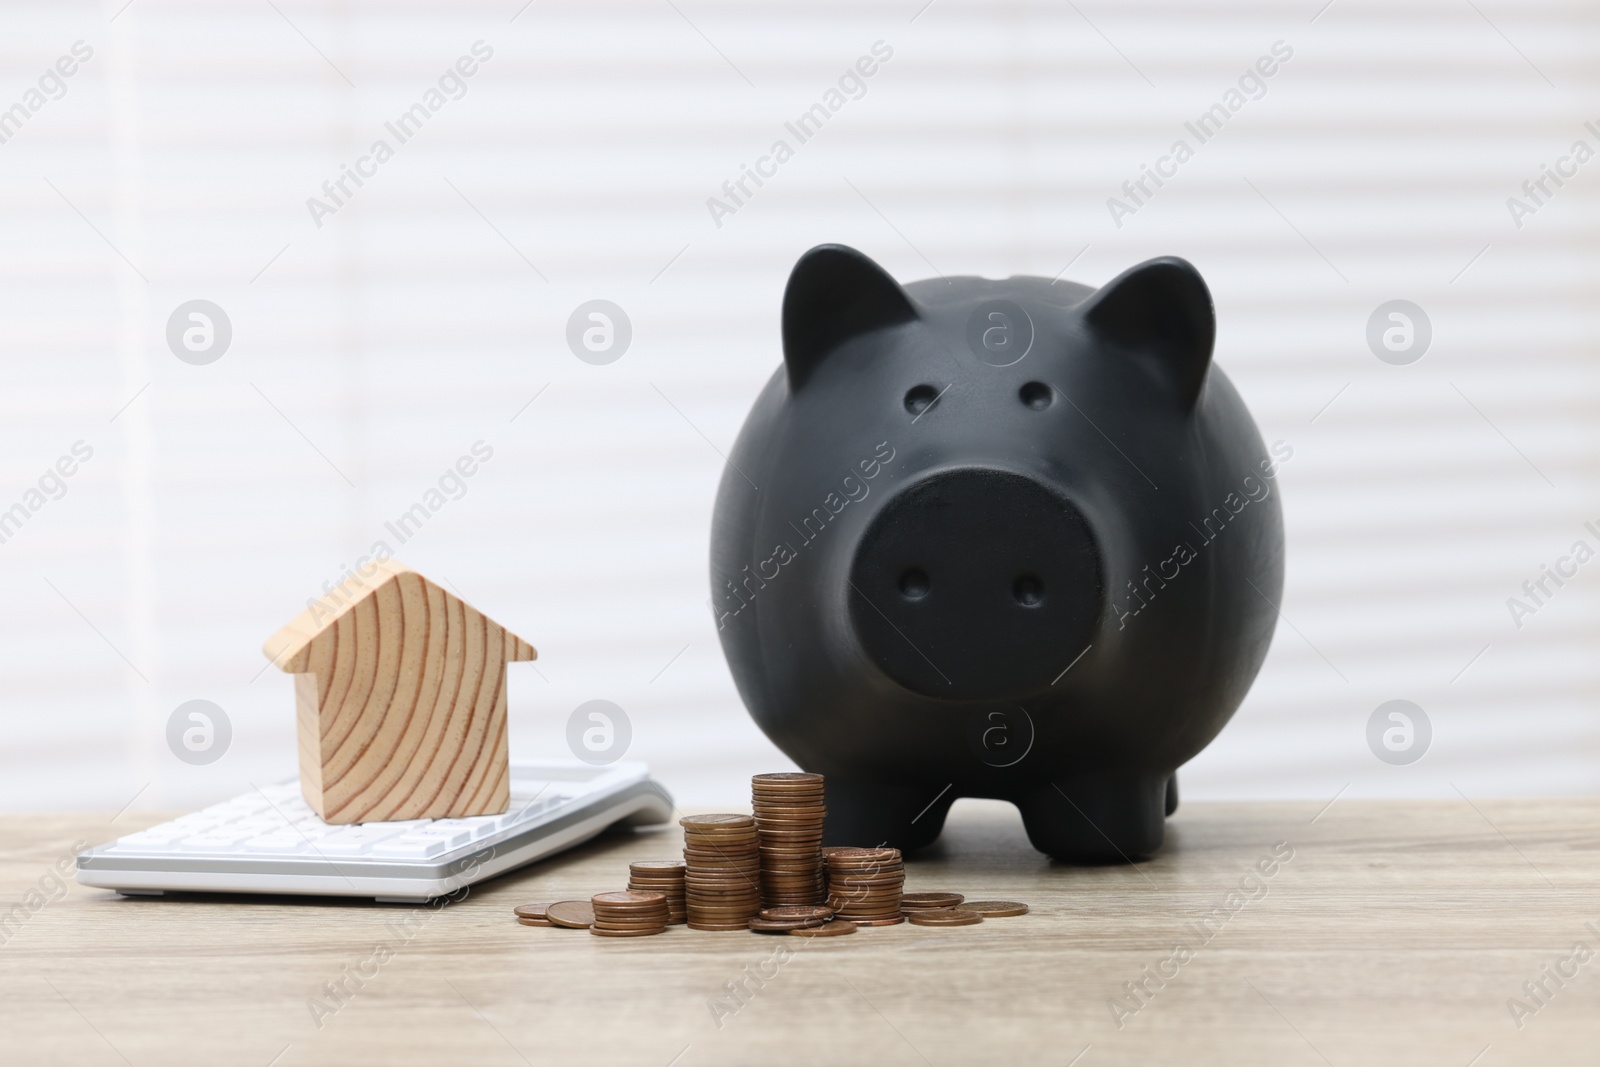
left=263, top=558, right=536, bottom=672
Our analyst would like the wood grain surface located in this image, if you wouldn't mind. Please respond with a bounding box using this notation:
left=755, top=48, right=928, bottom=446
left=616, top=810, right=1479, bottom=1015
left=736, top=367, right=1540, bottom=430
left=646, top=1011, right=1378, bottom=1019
left=264, top=561, right=536, bottom=823
left=5, top=798, right=1599, bottom=1066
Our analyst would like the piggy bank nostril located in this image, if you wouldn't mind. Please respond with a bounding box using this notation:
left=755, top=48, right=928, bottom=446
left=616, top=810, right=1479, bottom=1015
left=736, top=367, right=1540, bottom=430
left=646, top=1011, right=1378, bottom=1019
left=1019, top=382, right=1053, bottom=410
left=904, top=384, right=941, bottom=416
left=899, top=568, right=930, bottom=600
left=1013, top=574, right=1044, bottom=607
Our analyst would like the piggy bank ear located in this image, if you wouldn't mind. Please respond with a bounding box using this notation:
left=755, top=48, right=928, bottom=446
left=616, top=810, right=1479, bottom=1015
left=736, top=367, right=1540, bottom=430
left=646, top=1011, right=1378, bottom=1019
left=1079, top=256, right=1215, bottom=409
left=782, top=244, right=918, bottom=390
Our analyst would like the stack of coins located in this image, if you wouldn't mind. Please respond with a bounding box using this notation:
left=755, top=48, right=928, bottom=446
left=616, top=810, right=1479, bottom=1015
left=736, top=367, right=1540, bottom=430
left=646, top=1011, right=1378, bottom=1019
left=681, top=814, right=762, bottom=930
left=751, top=772, right=826, bottom=906
left=900, top=891, right=964, bottom=913
left=627, top=861, right=687, bottom=924
left=825, top=846, right=905, bottom=925
left=589, top=891, right=669, bottom=937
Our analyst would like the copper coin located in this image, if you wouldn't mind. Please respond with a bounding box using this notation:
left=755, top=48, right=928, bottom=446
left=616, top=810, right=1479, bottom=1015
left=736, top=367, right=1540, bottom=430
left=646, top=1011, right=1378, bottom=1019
left=747, top=916, right=826, bottom=933
left=684, top=882, right=759, bottom=892
left=752, top=771, right=824, bottom=784
left=594, top=900, right=669, bottom=914
left=516, top=916, right=554, bottom=927
left=846, top=915, right=906, bottom=926
left=629, top=861, right=685, bottom=873
left=790, top=919, right=857, bottom=936
left=825, top=846, right=900, bottom=860
left=590, top=926, right=666, bottom=937
left=683, top=871, right=759, bottom=880
left=962, top=900, right=1030, bottom=917
left=683, top=844, right=759, bottom=854
left=545, top=901, right=596, bottom=928
left=906, top=907, right=982, bottom=926
left=680, top=813, right=755, bottom=828
left=686, top=921, right=752, bottom=931
left=592, top=891, right=668, bottom=908
left=513, top=904, right=550, bottom=921
left=829, top=886, right=903, bottom=896
left=760, top=904, right=833, bottom=921
left=900, top=893, right=965, bottom=910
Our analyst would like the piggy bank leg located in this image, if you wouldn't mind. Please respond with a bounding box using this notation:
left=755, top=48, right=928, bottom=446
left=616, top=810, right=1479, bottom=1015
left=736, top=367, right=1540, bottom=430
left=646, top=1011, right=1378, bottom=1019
left=1165, top=774, right=1179, bottom=816
left=822, top=779, right=955, bottom=853
left=1015, top=774, right=1167, bottom=863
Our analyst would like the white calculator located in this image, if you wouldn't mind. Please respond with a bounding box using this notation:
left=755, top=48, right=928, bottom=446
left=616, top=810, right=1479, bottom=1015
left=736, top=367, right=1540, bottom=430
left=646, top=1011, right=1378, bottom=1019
left=76, top=761, right=674, bottom=903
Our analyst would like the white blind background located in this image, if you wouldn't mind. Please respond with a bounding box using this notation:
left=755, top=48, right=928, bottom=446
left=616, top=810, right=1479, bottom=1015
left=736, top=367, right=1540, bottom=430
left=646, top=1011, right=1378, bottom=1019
left=0, top=0, right=1594, bottom=813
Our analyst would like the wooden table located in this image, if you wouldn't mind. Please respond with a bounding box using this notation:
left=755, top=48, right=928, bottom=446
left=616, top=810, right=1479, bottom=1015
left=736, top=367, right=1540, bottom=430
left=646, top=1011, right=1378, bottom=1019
left=2, top=798, right=1596, bottom=1065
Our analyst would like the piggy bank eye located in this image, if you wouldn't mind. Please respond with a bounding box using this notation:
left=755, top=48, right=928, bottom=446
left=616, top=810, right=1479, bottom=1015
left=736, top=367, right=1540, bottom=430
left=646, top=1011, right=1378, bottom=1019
left=1019, top=381, right=1053, bottom=410
left=903, top=384, right=942, bottom=416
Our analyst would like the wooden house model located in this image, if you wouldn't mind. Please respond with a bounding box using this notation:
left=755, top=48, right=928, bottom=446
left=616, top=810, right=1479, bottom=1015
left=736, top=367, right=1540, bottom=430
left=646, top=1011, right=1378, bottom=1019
left=262, top=559, right=536, bottom=824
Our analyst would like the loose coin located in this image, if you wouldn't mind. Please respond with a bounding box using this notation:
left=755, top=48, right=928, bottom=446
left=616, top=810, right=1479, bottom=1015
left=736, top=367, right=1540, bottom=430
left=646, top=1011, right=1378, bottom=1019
left=906, top=907, right=982, bottom=927
left=545, top=901, right=596, bottom=929
left=961, top=900, right=1030, bottom=917
left=900, top=892, right=964, bottom=910
left=513, top=904, right=550, bottom=921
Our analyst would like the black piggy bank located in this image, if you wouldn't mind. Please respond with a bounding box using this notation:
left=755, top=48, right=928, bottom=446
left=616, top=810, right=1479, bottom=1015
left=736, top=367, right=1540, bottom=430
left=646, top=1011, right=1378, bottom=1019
left=710, top=245, right=1285, bottom=862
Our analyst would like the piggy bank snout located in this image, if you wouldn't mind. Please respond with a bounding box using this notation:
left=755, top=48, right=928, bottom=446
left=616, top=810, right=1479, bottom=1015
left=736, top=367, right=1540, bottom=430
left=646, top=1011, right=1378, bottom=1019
left=847, top=468, right=1102, bottom=701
